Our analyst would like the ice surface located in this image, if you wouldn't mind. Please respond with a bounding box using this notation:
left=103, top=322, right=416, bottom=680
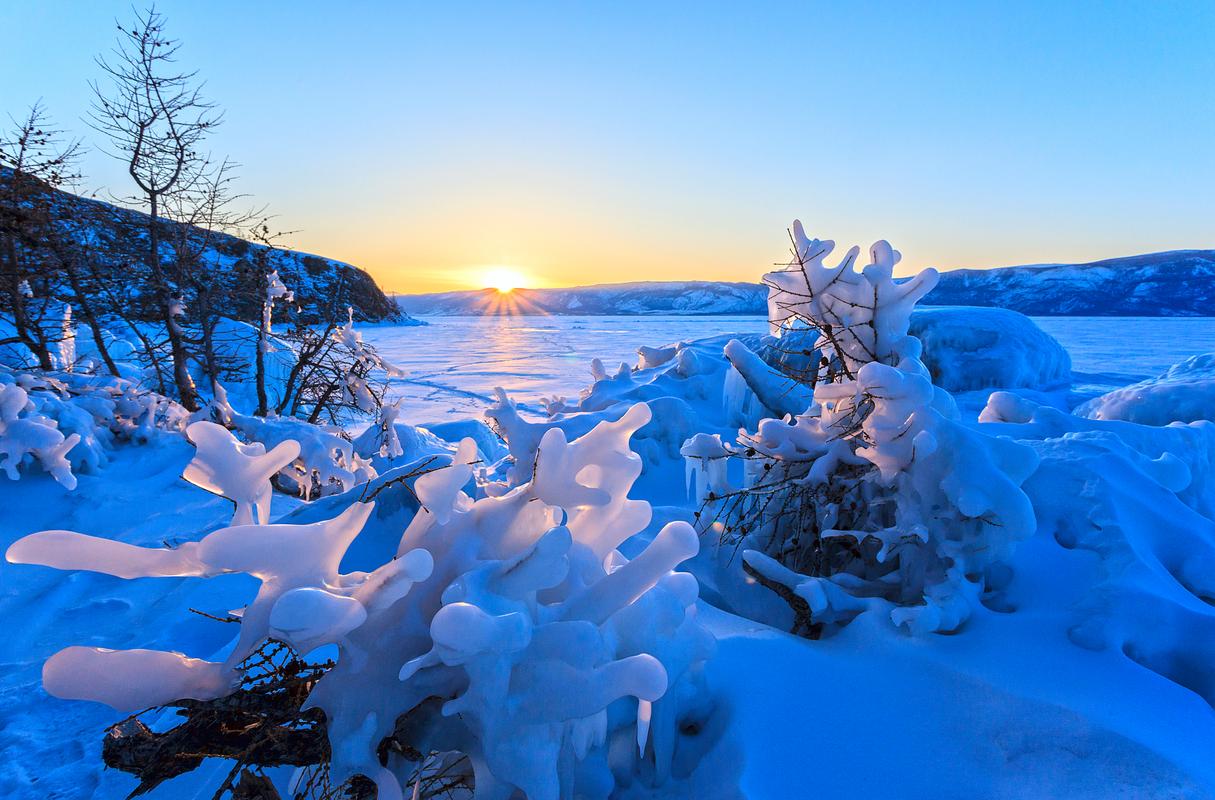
left=356, top=315, right=1215, bottom=425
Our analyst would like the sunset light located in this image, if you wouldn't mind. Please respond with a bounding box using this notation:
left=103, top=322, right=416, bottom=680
left=482, top=267, right=529, bottom=293
left=6, top=5, right=1214, bottom=798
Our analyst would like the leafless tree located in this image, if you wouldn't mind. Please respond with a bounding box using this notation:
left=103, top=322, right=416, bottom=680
left=0, top=102, right=83, bottom=370
left=88, top=5, right=221, bottom=409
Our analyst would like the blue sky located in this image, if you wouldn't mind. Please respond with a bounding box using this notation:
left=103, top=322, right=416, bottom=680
left=4, top=1, right=1213, bottom=292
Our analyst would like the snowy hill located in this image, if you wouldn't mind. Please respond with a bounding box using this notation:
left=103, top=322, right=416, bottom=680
left=9, top=170, right=402, bottom=323
left=929, top=250, right=1215, bottom=316
left=395, top=250, right=1215, bottom=317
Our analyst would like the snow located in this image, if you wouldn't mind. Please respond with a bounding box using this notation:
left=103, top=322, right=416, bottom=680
left=2, top=266, right=1215, bottom=798
left=910, top=306, right=1072, bottom=392
left=1075, top=352, right=1215, bottom=425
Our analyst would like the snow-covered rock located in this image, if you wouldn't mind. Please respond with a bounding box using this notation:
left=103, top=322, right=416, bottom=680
left=1074, top=353, right=1215, bottom=425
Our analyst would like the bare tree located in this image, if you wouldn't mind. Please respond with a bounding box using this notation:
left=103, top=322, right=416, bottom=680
left=88, top=6, right=220, bottom=409
left=0, top=102, right=83, bottom=370
left=161, top=156, right=272, bottom=404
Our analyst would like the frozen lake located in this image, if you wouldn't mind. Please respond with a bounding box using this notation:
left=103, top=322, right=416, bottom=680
left=362, top=315, right=1215, bottom=424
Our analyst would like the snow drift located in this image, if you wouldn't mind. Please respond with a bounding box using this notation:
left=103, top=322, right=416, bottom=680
left=1075, top=352, right=1215, bottom=425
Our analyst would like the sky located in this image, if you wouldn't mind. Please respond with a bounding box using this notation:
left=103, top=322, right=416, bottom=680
left=4, top=1, right=1214, bottom=294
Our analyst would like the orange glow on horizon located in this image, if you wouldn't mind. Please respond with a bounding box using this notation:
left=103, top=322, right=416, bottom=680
left=481, top=267, right=530, bottom=294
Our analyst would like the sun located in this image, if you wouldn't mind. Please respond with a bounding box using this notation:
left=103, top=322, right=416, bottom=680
left=482, top=267, right=529, bottom=293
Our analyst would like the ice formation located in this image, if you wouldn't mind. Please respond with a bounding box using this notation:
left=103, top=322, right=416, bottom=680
left=908, top=306, right=1072, bottom=392
left=696, top=222, right=1038, bottom=634
left=0, top=381, right=79, bottom=489
left=57, top=304, right=76, bottom=372
left=229, top=412, right=375, bottom=499
left=182, top=420, right=301, bottom=525
left=1075, top=352, right=1215, bottom=426
left=7, top=402, right=714, bottom=800
left=0, top=369, right=187, bottom=490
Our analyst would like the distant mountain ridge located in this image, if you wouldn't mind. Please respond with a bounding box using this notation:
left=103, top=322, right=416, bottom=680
left=926, top=250, right=1215, bottom=316
left=395, top=250, right=1215, bottom=317
left=395, top=281, right=767, bottom=317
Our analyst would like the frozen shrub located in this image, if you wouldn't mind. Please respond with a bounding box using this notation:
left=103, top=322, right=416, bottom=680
left=229, top=411, right=376, bottom=499
left=692, top=222, right=1038, bottom=635
left=0, top=368, right=188, bottom=488
left=0, top=381, right=79, bottom=489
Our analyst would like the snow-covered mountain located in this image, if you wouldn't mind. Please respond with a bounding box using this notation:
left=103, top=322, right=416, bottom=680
left=395, top=250, right=1215, bottom=316
left=394, top=281, right=768, bottom=316
left=928, top=250, right=1215, bottom=316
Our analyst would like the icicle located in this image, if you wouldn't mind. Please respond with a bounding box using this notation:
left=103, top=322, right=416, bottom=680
left=58, top=305, right=76, bottom=372
left=637, top=697, right=652, bottom=755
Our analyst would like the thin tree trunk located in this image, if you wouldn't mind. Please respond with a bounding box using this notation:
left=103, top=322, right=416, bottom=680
left=148, top=194, right=199, bottom=409
left=3, top=237, right=53, bottom=369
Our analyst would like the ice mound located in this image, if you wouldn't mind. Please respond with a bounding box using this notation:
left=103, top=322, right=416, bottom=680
left=1075, top=352, right=1215, bottom=425
left=976, top=393, right=1215, bottom=712
left=909, top=306, right=1072, bottom=392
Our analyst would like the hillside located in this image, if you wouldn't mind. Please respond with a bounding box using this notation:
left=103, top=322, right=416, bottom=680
left=394, top=250, right=1215, bottom=317
left=927, top=250, right=1215, bottom=316
left=7, top=170, right=401, bottom=323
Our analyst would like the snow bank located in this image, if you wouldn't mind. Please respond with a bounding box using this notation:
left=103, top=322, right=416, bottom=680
left=974, top=392, right=1215, bottom=718
left=909, top=306, right=1072, bottom=392
left=1075, top=352, right=1215, bottom=425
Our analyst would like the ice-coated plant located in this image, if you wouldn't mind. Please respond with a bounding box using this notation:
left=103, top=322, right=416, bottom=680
left=7, top=402, right=715, bottom=799
left=0, top=369, right=189, bottom=490
left=0, top=380, right=80, bottom=489
left=183, top=420, right=302, bottom=524
left=693, top=221, right=1038, bottom=635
